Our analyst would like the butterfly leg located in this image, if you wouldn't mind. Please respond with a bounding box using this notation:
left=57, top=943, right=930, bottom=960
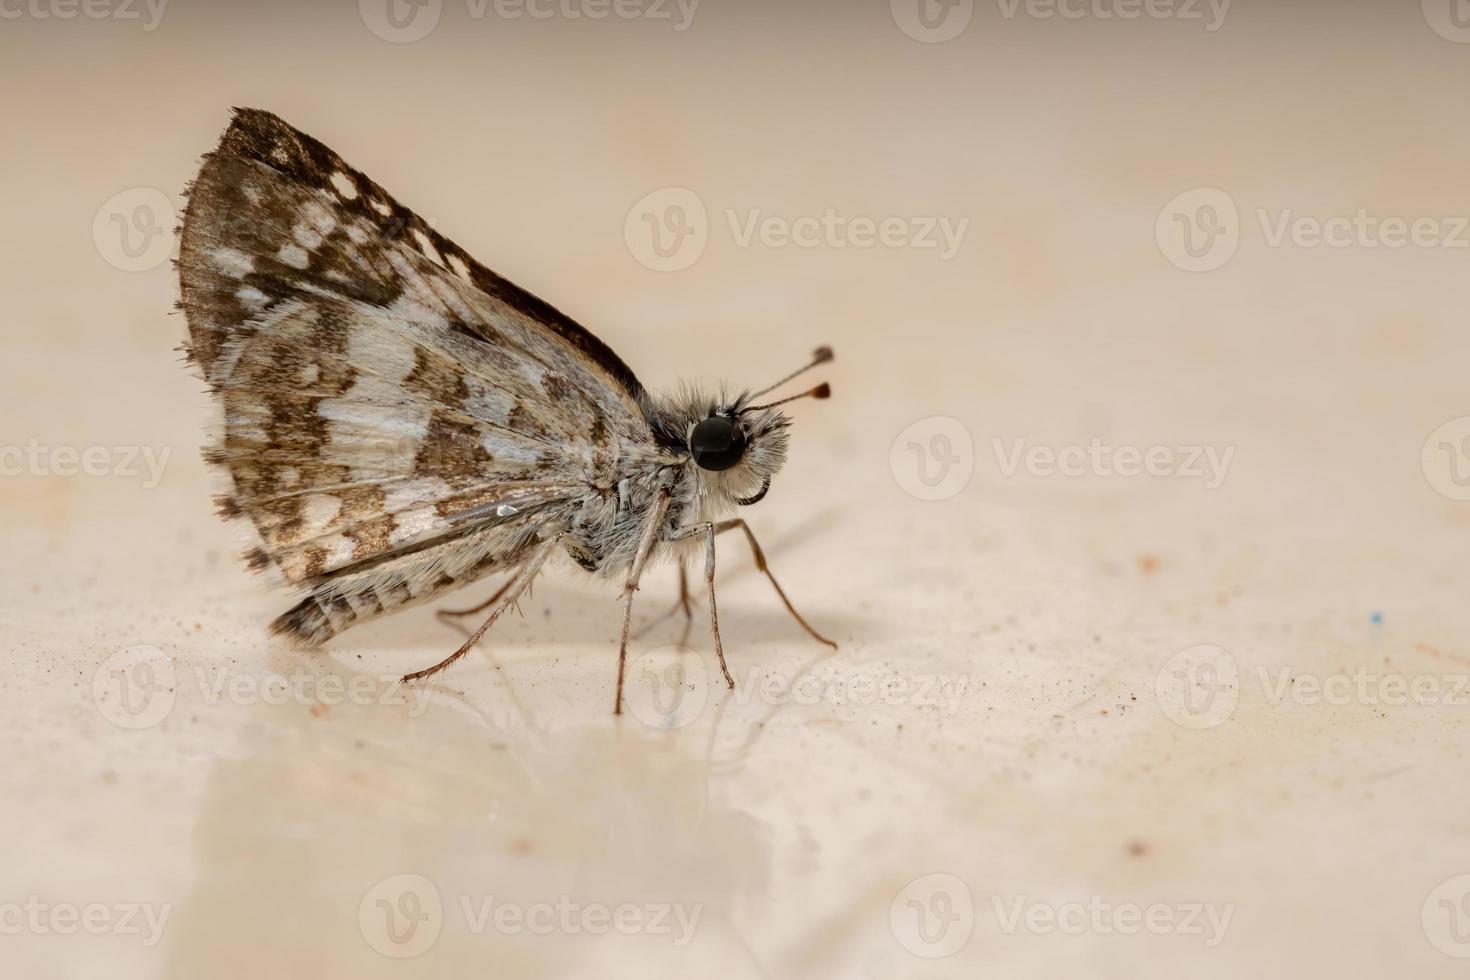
left=631, top=564, right=695, bottom=643
left=402, top=536, right=562, bottom=684
left=434, top=567, right=521, bottom=625
left=671, top=522, right=736, bottom=690
left=714, top=519, right=838, bottom=649
left=614, top=491, right=673, bottom=715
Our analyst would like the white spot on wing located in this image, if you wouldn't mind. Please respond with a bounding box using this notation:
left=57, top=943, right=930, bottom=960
left=315, top=533, right=356, bottom=567
left=448, top=253, right=473, bottom=280
left=481, top=432, right=539, bottom=464
left=517, top=358, right=546, bottom=388
left=300, top=494, right=342, bottom=536
left=293, top=223, right=324, bottom=250
left=385, top=478, right=451, bottom=511
left=390, top=506, right=444, bottom=546
left=302, top=201, right=337, bottom=236
left=316, top=321, right=431, bottom=478
left=209, top=247, right=254, bottom=278
left=318, top=401, right=429, bottom=478
left=345, top=319, right=419, bottom=383
left=330, top=171, right=359, bottom=199
left=413, top=229, right=445, bottom=268
left=278, top=244, right=310, bottom=269
left=236, top=286, right=269, bottom=312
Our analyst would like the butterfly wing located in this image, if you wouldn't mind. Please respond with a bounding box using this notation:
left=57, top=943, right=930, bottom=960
left=178, top=108, right=658, bottom=641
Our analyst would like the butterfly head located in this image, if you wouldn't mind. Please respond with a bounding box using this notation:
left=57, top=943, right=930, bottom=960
left=680, top=347, right=832, bottom=508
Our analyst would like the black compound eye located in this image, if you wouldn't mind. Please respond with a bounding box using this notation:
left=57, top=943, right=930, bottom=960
left=689, top=415, right=747, bottom=471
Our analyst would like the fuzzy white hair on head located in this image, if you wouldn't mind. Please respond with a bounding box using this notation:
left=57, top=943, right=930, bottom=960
left=652, top=382, right=792, bottom=515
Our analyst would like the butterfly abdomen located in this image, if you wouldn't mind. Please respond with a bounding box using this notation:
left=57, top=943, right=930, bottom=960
left=270, top=564, right=444, bottom=643
left=270, top=592, right=360, bottom=645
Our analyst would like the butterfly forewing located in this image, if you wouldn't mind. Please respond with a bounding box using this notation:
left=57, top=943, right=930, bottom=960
left=178, top=108, right=656, bottom=641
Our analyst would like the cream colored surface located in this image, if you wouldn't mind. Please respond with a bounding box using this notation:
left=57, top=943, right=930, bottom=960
left=3, top=3, right=1470, bottom=978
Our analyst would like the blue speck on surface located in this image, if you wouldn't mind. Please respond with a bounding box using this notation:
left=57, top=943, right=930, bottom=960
left=1370, top=612, right=1383, bottom=625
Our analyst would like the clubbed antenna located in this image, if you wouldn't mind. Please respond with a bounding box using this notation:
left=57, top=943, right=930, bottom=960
left=745, top=383, right=831, bottom=413
left=747, top=347, right=834, bottom=401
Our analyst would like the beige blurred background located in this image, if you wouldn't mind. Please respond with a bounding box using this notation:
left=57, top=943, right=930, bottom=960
left=4, top=1, right=1470, bottom=977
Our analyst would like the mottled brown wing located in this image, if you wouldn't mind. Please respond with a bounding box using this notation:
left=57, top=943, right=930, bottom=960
left=177, top=108, right=658, bottom=641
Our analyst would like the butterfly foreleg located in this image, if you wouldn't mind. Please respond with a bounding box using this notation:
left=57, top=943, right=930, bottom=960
left=713, top=519, right=837, bottom=650
left=613, top=490, right=673, bottom=715
left=670, top=521, right=735, bottom=691
left=435, top=565, right=523, bottom=625
left=631, top=563, right=696, bottom=644
left=403, top=536, right=563, bottom=684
